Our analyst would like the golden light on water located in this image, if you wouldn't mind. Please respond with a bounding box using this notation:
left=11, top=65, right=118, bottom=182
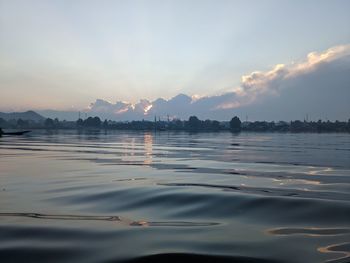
left=143, top=133, right=153, bottom=165
left=318, top=242, right=350, bottom=262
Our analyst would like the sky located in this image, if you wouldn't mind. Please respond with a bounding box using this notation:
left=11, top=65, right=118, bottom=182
left=0, top=0, right=350, bottom=117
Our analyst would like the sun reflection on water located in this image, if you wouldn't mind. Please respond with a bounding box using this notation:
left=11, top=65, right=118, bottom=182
left=318, top=242, right=350, bottom=263
left=143, top=133, right=153, bottom=165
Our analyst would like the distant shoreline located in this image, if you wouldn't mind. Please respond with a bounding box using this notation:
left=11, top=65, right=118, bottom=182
left=1, top=113, right=349, bottom=133
left=2, top=128, right=350, bottom=135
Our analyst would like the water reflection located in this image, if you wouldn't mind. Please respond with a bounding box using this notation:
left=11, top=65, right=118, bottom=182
left=318, top=242, right=350, bottom=262
left=123, top=137, right=136, bottom=158
left=143, top=133, right=153, bottom=165
left=0, top=131, right=350, bottom=263
left=307, top=167, right=334, bottom=175
left=267, top=227, right=350, bottom=262
left=0, top=213, right=218, bottom=227
left=267, top=227, right=350, bottom=236
left=0, top=212, right=120, bottom=221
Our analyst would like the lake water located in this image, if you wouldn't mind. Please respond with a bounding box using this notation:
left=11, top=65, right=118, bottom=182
left=0, top=131, right=349, bottom=263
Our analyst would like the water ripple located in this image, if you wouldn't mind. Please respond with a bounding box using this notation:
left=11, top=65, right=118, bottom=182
left=0, top=213, right=219, bottom=227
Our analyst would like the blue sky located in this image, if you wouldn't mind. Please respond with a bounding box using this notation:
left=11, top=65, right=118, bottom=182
left=0, top=0, right=350, bottom=111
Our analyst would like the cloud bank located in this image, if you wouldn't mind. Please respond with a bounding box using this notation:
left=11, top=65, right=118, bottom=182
left=227, top=44, right=350, bottom=109
left=39, top=44, right=350, bottom=121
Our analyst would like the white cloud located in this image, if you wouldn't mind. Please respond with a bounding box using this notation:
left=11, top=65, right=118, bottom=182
left=215, top=44, right=350, bottom=110
left=75, top=44, right=350, bottom=121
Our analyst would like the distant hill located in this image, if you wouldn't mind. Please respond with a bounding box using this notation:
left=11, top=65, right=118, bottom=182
left=0, top=110, right=45, bottom=122
left=37, top=110, right=80, bottom=121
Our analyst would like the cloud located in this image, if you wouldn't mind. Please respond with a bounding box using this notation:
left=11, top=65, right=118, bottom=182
left=216, top=44, right=350, bottom=110
left=39, top=44, right=349, bottom=121
left=291, top=45, right=350, bottom=76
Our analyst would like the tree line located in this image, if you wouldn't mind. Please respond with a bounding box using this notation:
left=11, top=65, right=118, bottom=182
left=1, top=116, right=350, bottom=133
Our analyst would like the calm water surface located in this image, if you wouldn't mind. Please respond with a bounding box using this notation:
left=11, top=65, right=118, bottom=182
left=0, top=131, right=349, bottom=263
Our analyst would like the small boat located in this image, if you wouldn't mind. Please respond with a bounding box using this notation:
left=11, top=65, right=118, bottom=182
left=2, top=130, right=31, bottom=136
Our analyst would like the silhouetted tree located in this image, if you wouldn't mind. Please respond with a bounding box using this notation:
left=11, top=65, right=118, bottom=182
left=83, top=116, right=101, bottom=127
left=171, top=119, right=183, bottom=130
left=211, top=120, right=221, bottom=131
left=290, top=120, right=304, bottom=132
left=230, top=116, right=241, bottom=132
left=76, top=118, right=83, bottom=127
left=44, top=118, right=55, bottom=128
left=103, top=119, right=109, bottom=129
left=0, top=118, right=9, bottom=128
left=203, top=119, right=212, bottom=130
left=187, top=116, right=200, bottom=130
